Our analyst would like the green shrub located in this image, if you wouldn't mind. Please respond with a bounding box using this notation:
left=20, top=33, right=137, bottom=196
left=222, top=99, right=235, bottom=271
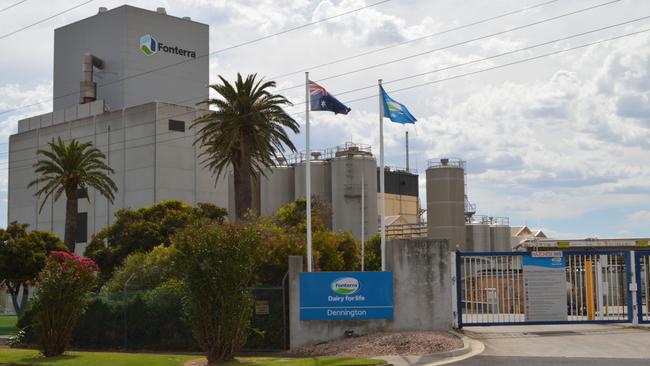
left=174, top=220, right=259, bottom=364
left=85, top=200, right=227, bottom=284
left=32, top=251, right=98, bottom=357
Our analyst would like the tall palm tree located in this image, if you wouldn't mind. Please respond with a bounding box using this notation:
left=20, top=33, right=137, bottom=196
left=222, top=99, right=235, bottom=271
left=193, top=73, right=299, bottom=220
left=29, top=138, right=117, bottom=250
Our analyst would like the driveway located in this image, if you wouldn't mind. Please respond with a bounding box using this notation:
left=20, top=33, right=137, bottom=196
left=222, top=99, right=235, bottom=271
left=453, top=323, right=650, bottom=365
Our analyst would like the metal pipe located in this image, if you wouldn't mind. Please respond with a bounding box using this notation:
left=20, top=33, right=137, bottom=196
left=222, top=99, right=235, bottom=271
left=80, top=53, right=104, bottom=104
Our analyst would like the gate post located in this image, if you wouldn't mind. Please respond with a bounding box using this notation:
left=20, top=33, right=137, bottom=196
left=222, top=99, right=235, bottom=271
left=629, top=251, right=639, bottom=325
left=451, top=251, right=458, bottom=328
left=454, top=251, right=462, bottom=329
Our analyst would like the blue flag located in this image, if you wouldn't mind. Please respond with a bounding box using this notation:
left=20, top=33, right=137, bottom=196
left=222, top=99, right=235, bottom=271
left=309, top=80, right=351, bottom=115
left=381, top=86, right=416, bottom=124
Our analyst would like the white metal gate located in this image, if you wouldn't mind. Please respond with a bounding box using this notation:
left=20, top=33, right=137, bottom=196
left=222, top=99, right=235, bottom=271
left=456, top=251, right=633, bottom=326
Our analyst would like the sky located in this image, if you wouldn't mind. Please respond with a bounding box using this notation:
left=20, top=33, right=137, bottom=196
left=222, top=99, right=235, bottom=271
left=1, top=0, right=649, bottom=239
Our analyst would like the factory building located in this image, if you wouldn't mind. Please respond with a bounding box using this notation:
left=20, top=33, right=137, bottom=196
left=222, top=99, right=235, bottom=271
left=8, top=6, right=217, bottom=255
left=7, top=5, right=420, bottom=254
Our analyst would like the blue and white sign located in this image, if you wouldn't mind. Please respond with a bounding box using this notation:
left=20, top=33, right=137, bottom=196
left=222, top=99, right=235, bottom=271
left=300, top=272, right=393, bottom=321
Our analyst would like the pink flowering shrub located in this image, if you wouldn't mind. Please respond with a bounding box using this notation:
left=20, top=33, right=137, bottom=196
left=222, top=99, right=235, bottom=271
left=33, top=251, right=98, bottom=357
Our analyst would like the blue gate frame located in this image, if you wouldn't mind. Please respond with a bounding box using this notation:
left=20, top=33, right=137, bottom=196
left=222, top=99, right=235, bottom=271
left=635, top=250, right=650, bottom=324
left=456, top=250, right=634, bottom=327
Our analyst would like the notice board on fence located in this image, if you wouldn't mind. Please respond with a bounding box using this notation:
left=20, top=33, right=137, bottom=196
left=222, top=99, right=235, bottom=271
left=300, top=271, right=393, bottom=321
left=523, top=254, right=568, bottom=321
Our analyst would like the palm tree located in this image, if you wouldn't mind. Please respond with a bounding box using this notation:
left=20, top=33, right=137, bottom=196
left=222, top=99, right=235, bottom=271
left=192, top=73, right=299, bottom=220
left=29, top=138, right=117, bottom=250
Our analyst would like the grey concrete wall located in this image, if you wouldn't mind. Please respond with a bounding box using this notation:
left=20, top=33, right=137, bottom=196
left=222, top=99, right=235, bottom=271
left=53, top=5, right=208, bottom=111
left=289, top=238, right=452, bottom=348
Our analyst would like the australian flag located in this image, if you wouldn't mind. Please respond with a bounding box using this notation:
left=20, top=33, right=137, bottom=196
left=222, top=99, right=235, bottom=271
left=309, top=80, right=351, bottom=115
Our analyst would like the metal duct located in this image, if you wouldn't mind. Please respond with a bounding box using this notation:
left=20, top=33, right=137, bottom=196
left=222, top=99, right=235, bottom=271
left=80, top=53, right=104, bottom=104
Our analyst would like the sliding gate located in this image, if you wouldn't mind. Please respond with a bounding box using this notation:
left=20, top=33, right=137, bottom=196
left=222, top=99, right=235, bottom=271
left=456, top=250, right=634, bottom=327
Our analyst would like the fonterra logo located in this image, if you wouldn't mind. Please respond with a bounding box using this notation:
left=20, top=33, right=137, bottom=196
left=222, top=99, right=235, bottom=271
left=140, top=34, right=157, bottom=55
left=139, top=34, right=196, bottom=58
left=331, top=277, right=360, bottom=295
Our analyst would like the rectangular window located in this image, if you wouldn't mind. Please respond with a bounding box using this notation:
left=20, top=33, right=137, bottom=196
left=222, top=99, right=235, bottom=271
left=77, top=187, right=88, bottom=199
left=76, top=212, right=88, bottom=243
left=168, top=119, right=185, bottom=132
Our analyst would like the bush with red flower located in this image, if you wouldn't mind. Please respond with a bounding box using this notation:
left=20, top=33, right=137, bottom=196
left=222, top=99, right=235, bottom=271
left=32, top=251, right=99, bottom=357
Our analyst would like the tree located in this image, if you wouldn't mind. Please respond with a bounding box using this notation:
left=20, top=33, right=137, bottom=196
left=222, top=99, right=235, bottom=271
left=0, top=222, right=67, bottom=314
left=173, top=220, right=259, bottom=363
left=32, top=251, right=98, bottom=357
left=192, top=73, right=299, bottom=220
left=29, top=137, right=117, bottom=250
left=255, top=198, right=361, bottom=284
left=85, top=200, right=227, bottom=283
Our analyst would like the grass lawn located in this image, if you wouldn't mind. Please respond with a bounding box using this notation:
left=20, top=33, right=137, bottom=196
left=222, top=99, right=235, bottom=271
left=0, top=349, right=386, bottom=366
left=0, top=315, right=17, bottom=334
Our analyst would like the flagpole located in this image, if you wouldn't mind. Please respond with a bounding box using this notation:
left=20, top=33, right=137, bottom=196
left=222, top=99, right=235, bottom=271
left=361, top=174, right=365, bottom=272
left=379, top=79, right=386, bottom=272
left=305, top=72, right=312, bottom=272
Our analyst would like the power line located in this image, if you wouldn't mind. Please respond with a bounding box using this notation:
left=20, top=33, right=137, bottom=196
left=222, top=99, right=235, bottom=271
left=277, top=0, right=624, bottom=93
left=1, top=14, right=649, bottom=162
left=1, top=24, right=649, bottom=171
left=0, top=0, right=95, bottom=40
left=3, top=11, right=650, bottom=162
left=0, top=0, right=27, bottom=13
left=0, top=0, right=391, bottom=117
left=270, top=0, right=562, bottom=79
left=0, top=0, right=564, bottom=148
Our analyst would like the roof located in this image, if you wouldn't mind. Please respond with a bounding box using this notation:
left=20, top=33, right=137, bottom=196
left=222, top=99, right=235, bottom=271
left=385, top=215, right=408, bottom=226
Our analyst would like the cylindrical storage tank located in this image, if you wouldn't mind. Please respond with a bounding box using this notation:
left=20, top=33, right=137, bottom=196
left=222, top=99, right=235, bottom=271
left=330, top=152, right=377, bottom=241
left=294, top=160, right=331, bottom=203
left=465, top=223, right=491, bottom=252
left=260, top=166, right=295, bottom=216
left=490, top=225, right=512, bottom=252
left=426, top=159, right=466, bottom=250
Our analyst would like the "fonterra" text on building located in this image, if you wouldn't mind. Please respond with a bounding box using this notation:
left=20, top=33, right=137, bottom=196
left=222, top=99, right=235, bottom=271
left=140, top=34, right=196, bottom=58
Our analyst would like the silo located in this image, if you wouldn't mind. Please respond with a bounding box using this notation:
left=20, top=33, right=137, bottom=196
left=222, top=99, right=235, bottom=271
left=294, top=159, right=331, bottom=204
left=490, top=224, right=512, bottom=252
left=259, top=166, right=295, bottom=216
left=330, top=145, right=377, bottom=240
left=426, top=158, right=466, bottom=250
left=465, top=223, right=491, bottom=252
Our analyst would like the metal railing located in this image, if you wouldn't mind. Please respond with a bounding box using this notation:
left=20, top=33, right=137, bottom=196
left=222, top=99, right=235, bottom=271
left=427, top=157, right=465, bottom=169
left=385, top=223, right=427, bottom=239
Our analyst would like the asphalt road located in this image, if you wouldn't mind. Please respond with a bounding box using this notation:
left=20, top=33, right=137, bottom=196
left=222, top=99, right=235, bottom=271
left=452, top=356, right=650, bottom=365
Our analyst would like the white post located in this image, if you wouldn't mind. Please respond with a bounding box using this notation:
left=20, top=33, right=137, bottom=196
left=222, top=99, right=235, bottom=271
left=379, top=79, right=386, bottom=272
left=361, top=174, right=365, bottom=272
left=631, top=251, right=638, bottom=325
left=596, top=256, right=604, bottom=320
left=305, top=72, right=312, bottom=272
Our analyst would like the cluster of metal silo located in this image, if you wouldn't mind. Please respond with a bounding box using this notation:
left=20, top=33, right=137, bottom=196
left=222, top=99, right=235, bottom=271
left=255, top=143, right=378, bottom=240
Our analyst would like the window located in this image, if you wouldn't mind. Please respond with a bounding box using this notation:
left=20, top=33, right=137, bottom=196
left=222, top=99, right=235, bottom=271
left=77, top=187, right=88, bottom=199
left=76, top=212, right=88, bottom=243
left=168, top=119, right=185, bottom=132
